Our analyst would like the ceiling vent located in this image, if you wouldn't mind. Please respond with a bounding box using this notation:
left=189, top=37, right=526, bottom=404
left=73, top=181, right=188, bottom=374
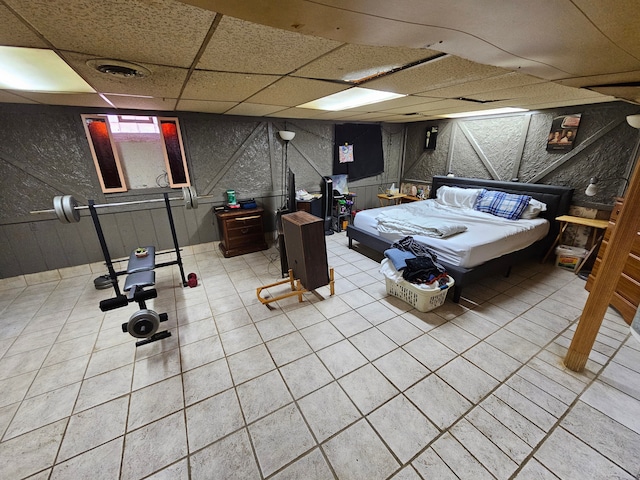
left=87, top=59, right=150, bottom=78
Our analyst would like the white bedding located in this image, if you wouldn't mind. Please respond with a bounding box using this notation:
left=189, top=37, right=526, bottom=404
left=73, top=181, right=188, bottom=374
left=376, top=208, right=467, bottom=238
left=353, top=200, right=549, bottom=268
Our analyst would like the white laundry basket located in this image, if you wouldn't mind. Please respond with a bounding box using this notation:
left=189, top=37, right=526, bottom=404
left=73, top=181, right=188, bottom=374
left=385, top=276, right=454, bottom=312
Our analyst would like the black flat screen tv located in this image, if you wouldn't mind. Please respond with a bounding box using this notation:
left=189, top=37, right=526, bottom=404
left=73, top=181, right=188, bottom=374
left=286, top=168, right=296, bottom=213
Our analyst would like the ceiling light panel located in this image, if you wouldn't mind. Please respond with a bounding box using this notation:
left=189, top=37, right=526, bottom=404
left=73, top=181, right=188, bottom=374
left=298, top=87, right=406, bottom=111
left=0, top=46, right=94, bottom=93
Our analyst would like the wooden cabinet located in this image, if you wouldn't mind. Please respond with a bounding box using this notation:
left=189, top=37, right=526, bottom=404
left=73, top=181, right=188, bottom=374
left=282, top=211, right=329, bottom=290
left=585, top=198, right=640, bottom=324
left=215, top=207, right=268, bottom=258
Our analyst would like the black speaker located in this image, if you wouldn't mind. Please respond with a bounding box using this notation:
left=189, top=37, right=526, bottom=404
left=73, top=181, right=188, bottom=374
left=321, top=176, right=334, bottom=235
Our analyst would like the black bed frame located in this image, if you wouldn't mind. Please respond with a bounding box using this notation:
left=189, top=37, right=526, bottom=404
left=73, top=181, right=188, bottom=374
left=346, top=176, right=573, bottom=303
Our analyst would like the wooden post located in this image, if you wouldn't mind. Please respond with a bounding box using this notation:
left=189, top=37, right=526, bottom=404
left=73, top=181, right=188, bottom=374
left=564, top=155, right=640, bottom=371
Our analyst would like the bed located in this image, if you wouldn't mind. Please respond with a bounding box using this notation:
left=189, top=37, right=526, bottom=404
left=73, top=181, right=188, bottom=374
left=346, top=176, right=573, bottom=302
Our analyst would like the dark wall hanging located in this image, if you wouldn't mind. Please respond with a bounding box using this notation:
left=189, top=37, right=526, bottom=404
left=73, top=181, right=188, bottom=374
left=333, top=123, right=384, bottom=181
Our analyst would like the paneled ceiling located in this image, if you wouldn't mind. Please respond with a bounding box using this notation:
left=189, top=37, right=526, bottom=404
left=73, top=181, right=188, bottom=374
left=1, top=0, right=639, bottom=122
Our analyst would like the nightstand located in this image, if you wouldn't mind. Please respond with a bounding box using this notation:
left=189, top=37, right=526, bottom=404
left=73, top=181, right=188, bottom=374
left=377, top=193, right=406, bottom=206
left=215, top=207, right=268, bottom=258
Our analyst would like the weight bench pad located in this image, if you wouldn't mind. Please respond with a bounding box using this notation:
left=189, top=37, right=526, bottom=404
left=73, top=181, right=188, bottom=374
left=124, top=270, right=156, bottom=291
left=127, top=246, right=156, bottom=273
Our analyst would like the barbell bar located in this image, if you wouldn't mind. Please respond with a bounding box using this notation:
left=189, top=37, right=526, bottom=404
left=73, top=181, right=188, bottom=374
left=31, top=186, right=207, bottom=223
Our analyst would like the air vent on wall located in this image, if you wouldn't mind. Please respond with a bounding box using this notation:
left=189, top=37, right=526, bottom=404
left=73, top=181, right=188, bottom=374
left=87, top=59, right=150, bottom=78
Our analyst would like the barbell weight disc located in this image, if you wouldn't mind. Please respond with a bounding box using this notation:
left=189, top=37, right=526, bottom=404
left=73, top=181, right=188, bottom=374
left=53, top=196, right=68, bottom=223
left=182, top=186, right=192, bottom=210
left=61, top=195, right=80, bottom=223
left=189, top=186, right=198, bottom=209
left=127, top=309, right=160, bottom=338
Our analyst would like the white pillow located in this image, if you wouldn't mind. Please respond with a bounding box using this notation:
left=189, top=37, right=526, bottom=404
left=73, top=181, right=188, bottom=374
left=435, top=185, right=483, bottom=209
left=520, top=199, right=548, bottom=219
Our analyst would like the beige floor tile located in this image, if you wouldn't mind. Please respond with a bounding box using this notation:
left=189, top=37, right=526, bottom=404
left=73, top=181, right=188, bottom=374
left=2, top=243, right=640, bottom=479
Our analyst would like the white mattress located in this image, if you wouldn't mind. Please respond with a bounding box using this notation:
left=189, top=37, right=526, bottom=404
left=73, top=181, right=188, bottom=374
left=353, top=200, right=549, bottom=268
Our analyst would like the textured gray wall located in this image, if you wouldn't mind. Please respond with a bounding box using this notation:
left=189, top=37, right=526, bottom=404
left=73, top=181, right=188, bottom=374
left=404, top=102, right=640, bottom=207
left=0, top=104, right=404, bottom=278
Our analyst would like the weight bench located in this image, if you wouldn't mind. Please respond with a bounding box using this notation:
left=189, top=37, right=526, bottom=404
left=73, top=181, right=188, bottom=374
left=99, top=246, right=171, bottom=346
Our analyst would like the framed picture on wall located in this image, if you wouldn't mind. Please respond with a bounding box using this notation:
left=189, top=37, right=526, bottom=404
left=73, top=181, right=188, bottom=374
left=547, top=114, right=581, bottom=152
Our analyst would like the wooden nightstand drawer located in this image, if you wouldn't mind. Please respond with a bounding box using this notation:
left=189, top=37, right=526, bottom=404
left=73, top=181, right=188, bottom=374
left=216, top=207, right=268, bottom=258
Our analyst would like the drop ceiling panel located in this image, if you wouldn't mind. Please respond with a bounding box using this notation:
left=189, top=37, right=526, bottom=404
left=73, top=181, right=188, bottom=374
left=267, top=107, right=326, bottom=119
left=197, top=16, right=342, bottom=74
left=408, top=98, right=479, bottom=114
left=182, top=71, right=279, bottom=102
left=187, top=0, right=448, bottom=49
left=474, top=82, right=601, bottom=103
left=0, top=90, right=37, bottom=104
left=344, top=94, right=441, bottom=113
left=225, top=102, right=286, bottom=117
left=572, top=0, right=640, bottom=61
left=386, top=98, right=472, bottom=115
left=558, top=71, right=640, bottom=89
left=311, top=109, right=376, bottom=121
left=364, top=55, right=508, bottom=95
left=62, top=52, right=188, bottom=98
left=15, top=92, right=112, bottom=108
left=0, top=0, right=632, bottom=120
left=523, top=96, right=618, bottom=110
left=293, top=44, right=441, bottom=82
left=176, top=99, right=238, bottom=114
left=104, top=95, right=178, bottom=111
left=419, top=72, right=546, bottom=100
left=246, top=77, right=349, bottom=107
left=0, top=4, right=49, bottom=48
left=4, top=0, right=215, bottom=68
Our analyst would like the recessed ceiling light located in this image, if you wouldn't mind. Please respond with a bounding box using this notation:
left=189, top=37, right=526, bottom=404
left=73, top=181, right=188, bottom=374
left=0, top=46, right=94, bottom=93
left=298, top=87, right=406, bottom=111
left=442, top=107, right=528, bottom=118
left=87, top=59, right=150, bottom=78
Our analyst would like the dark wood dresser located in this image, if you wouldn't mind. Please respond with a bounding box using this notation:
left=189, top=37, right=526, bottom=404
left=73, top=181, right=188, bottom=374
left=585, top=198, right=640, bottom=324
left=215, top=207, right=268, bottom=258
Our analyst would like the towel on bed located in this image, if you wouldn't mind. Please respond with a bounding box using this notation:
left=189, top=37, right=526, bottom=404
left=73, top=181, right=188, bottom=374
left=384, top=248, right=416, bottom=270
left=376, top=208, right=467, bottom=238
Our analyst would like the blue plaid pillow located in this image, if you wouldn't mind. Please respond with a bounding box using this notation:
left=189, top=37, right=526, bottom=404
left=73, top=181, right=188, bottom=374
left=474, top=189, right=531, bottom=220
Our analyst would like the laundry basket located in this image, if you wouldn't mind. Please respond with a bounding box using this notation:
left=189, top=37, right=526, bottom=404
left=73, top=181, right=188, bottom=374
left=385, top=276, right=454, bottom=312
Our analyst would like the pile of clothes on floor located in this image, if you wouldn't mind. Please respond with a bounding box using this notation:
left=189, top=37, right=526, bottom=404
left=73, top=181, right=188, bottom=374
left=380, top=236, right=450, bottom=290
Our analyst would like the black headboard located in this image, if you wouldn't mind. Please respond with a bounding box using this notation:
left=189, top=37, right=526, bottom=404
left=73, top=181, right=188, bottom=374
left=430, top=176, right=573, bottom=223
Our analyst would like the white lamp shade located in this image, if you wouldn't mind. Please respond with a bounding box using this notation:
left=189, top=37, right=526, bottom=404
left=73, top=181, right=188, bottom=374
left=585, top=177, right=598, bottom=196
left=278, top=130, right=295, bottom=141
left=627, top=115, right=640, bottom=129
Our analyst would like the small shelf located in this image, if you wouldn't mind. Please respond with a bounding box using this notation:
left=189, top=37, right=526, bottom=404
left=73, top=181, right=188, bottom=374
left=331, top=193, right=356, bottom=232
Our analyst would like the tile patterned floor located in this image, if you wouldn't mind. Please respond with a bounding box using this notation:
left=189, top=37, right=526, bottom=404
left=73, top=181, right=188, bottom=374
left=0, top=231, right=639, bottom=479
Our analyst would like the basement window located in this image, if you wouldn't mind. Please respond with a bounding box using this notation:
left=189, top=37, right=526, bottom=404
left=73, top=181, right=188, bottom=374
left=82, top=114, right=191, bottom=193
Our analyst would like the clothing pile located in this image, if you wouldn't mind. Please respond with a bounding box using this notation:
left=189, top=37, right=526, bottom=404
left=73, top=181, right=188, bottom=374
left=383, top=236, right=449, bottom=288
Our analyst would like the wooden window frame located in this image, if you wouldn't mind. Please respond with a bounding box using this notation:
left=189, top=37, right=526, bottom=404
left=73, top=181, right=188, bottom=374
left=82, top=114, right=191, bottom=193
